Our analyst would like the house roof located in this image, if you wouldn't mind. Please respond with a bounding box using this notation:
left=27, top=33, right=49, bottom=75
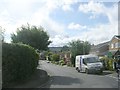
left=111, top=35, right=120, bottom=41
left=91, top=41, right=109, bottom=49
left=115, top=35, right=120, bottom=40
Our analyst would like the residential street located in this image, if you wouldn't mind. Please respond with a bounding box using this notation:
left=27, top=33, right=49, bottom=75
left=38, top=60, right=119, bottom=88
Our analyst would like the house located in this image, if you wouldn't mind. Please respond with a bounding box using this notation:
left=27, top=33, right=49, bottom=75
left=109, top=35, right=120, bottom=57
left=90, top=35, right=120, bottom=57
left=64, top=51, right=71, bottom=64
left=90, top=41, right=109, bottom=56
left=114, top=50, right=120, bottom=58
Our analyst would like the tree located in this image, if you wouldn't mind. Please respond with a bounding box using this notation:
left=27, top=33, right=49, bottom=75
left=68, top=40, right=91, bottom=66
left=61, top=45, right=70, bottom=52
left=52, top=54, right=60, bottom=62
left=0, top=26, right=5, bottom=42
left=11, top=24, right=51, bottom=51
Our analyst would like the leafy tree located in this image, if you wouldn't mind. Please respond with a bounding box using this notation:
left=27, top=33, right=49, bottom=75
left=61, top=45, right=70, bottom=52
left=52, top=54, right=60, bottom=62
left=68, top=40, right=91, bottom=66
left=11, top=24, right=51, bottom=50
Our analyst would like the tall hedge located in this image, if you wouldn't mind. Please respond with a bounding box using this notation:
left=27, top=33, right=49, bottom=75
left=2, top=43, right=39, bottom=87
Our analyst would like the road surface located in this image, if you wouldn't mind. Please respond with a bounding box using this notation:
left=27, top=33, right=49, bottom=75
left=38, top=60, right=119, bottom=88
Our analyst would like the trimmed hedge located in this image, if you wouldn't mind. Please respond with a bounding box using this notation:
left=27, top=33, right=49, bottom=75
left=2, top=43, right=39, bottom=87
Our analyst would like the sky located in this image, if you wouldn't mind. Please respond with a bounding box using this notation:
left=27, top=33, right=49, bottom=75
left=0, top=0, right=119, bottom=47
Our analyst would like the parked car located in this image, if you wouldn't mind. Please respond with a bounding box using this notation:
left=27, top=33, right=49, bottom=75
left=75, top=55, right=103, bottom=74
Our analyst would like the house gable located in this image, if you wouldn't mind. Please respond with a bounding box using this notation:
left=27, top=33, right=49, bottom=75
left=109, top=35, right=120, bottom=51
left=90, top=41, right=109, bottom=56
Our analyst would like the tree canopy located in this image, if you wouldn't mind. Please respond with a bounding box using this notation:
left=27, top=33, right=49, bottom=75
left=68, top=40, right=91, bottom=66
left=69, top=40, right=91, bottom=56
left=61, top=45, right=70, bottom=52
left=11, top=24, right=51, bottom=50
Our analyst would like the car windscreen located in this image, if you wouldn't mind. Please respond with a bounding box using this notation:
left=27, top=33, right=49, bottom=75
left=83, top=57, right=100, bottom=63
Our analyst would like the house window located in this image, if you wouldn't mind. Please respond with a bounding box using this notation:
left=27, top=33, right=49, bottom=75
left=115, top=43, right=118, bottom=48
left=119, top=42, right=120, bottom=48
left=111, top=44, right=114, bottom=48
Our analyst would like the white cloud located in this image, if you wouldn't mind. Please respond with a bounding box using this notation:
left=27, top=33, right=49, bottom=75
left=50, top=22, right=118, bottom=47
left=62, top=4, right=73, bottom=11
left=79, top=1, right=104, bottom=14
left=68, top=22, right=86, bottom=30
left=29, top=1, right=66, bottom=36
left=79, top=1, right=118, bottom=24
left=0, top=0, right=80, bottom=35
left=0, top=0, right=68, bottom=42
left=61, top=0, right=80, bottom=11
left=0, top=0, right=118, bottom=47
left=77, top=1, right=118, bottom=45
left=86, top=23, right=118, bottom=45
left=49, top=1, right=118, bottom=46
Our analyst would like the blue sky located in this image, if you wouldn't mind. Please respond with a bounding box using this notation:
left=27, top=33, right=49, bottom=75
left=0, top=0, right=119, bottom=47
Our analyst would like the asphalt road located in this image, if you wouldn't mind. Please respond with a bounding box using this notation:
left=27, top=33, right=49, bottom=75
left=38, top=60, right=119, bottom=88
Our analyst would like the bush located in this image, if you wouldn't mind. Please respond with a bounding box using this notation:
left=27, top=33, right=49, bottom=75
left=67, top=62, right=72, bottom=67
left=59, top=60, right=65, bottom=66
left=100, top=57, right=114, bottom=71
left=51, top=54, right=60, bottom=62
left=70, top=56, right=75, bottom=67
left=2, top=43, right=39, bottom=87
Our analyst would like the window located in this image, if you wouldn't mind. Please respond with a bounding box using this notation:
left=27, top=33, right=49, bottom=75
left=111, top=44, right=114, bottom=48
left=119, top=42, right=120, bottom=48
left=83, top=59, right=86, bottom=65
left=83, top=57, right=100, bottom=63
left=115, top=43, right=118, bottom=48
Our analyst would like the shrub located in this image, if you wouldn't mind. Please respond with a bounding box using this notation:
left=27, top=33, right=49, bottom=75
left=100, top=57, right=114, bottom=71
left=67, top=62, right=72, bottom=67
left=2, top=43, right=39, bottom=87
left=59, top=60, right=65, bottom=65
left=51, top=54, right=60, bottom=62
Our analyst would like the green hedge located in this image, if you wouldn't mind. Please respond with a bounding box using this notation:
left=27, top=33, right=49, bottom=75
left=2, top=43, right=39, bottom=87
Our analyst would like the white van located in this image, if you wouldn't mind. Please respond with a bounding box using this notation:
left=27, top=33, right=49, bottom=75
left=75, top=55, right=103, bottom=74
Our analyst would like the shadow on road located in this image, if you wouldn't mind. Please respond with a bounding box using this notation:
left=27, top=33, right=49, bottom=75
left=101, top=71, right=114, bottom=75
left=5, top=69, right=49, bottom=88
left=88, top=71, right=114, bottom=76
left=50, top=75, right=83, bottom=85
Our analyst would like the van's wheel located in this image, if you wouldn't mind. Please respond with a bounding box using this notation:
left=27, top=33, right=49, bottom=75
left=99, top=70, right=103, bottom=74
left=78, top=69, right=80, bottom=72
left=85, top=69, right=89, bottom=74
left=76, top=67, right=78, bottom=70
left=76, top=67, right=80, bottom=72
